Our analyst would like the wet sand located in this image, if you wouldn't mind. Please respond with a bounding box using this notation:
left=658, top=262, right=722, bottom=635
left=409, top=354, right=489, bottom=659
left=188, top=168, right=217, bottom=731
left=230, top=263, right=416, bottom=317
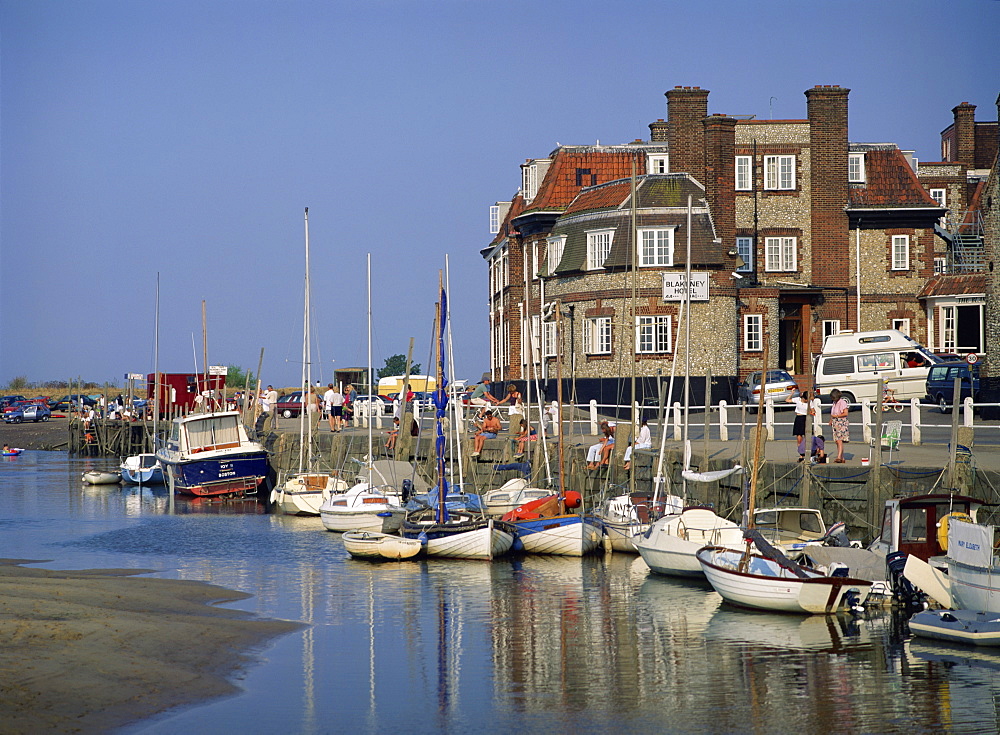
left=0, top=559, right=303, bottom=734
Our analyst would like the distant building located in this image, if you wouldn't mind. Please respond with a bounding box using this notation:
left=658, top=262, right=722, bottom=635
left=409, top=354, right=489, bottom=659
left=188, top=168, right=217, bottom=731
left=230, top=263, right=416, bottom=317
left=483, top=85, right=998, bottom=405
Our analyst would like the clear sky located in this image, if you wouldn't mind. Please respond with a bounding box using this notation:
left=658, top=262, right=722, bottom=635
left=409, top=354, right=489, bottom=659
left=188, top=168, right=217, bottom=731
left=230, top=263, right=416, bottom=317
left=2, top=0, right=998, bottom=390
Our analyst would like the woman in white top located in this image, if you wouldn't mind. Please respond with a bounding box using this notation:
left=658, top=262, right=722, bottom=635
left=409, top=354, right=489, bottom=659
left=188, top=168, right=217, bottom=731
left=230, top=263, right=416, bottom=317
left=623, top=418, right=652, bottom=471
left=787, top=389, right=811, bottom=461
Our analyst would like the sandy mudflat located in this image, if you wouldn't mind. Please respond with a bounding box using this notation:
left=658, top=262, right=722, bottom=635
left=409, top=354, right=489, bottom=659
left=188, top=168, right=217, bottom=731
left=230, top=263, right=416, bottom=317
left=0, top=559, right=303, bottom=734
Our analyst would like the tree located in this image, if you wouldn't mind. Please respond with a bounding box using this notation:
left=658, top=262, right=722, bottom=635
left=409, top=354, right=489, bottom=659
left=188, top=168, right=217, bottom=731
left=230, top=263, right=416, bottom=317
left=377, top=354, right=420, bottom=379
left=225, top=365, right=256, bottom=389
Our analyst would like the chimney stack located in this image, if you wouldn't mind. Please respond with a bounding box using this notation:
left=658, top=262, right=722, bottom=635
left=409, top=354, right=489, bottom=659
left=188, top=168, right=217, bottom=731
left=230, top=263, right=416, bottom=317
left=953, top=102, right=977, bottom=169
left=703, top=114, right=737, bottom=254
left=806, top=85, right=850, bottom=289
left=648, top=119, right=669, bottom=142
left=666, top=86, right=710, bottom=185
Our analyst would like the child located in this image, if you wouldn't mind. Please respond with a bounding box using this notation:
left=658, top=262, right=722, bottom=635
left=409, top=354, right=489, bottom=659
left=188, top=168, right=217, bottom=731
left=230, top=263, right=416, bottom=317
left=512, top=418, right=537, bottom=458
left=385, top=417, right=400, bottom=453
left=810, top=433, right=827, bottom=464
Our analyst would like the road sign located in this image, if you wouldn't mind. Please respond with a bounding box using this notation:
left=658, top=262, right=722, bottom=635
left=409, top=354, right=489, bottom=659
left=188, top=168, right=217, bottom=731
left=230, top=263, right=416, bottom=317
left=966, top=353, right=980, bottom=365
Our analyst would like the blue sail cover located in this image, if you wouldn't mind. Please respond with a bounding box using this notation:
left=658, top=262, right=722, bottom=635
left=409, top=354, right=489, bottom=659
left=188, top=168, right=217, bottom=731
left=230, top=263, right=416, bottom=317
left=435, top=286, right=450, bottom=523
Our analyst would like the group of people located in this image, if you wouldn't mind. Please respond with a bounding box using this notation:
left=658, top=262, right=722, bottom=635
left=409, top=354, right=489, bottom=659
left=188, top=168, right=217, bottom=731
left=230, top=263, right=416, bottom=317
left=787, top=387, right=850, bottom=464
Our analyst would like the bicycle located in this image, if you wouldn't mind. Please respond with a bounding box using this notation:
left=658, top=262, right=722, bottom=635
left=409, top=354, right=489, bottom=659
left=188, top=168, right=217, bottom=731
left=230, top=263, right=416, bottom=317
left=881, top=387, right=905, bottom=413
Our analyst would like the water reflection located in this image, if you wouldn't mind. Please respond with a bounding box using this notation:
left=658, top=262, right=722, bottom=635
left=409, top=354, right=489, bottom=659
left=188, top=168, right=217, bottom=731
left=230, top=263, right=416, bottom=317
left=9, top=452, right=1000, bottom=733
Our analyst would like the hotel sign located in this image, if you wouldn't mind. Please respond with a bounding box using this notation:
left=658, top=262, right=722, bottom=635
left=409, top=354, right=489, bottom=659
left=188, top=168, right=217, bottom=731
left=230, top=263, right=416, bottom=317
left=662, top=272, right=709, bottom=302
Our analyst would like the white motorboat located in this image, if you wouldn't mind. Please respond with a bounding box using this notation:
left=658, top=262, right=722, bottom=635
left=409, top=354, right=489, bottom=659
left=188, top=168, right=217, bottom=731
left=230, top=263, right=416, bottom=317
left=595, top=492, right=668, bottom=553
left=120, top=453, right=165, bottom=485
left=342, top=530, right=422, bottom=561
left=696, top=544, right=873, bottom=615
left=272, top=472, right=348, bottom=516
left=634, top=505, right=744, bottom=577
left=938, top=517, right=1000, bottom=614
left=320, top=482, right=405, bottom=533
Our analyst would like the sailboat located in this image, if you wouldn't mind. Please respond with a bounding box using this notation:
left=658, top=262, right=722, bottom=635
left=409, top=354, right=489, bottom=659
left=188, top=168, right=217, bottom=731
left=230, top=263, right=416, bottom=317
left=630, top=193, right=744, bottom=573
left=695, top=342, right=873, bottom=614
left=272, top=208, right=346, bottom=515
left=122, top=276, right=165, bottom=486
left=401, top=274, right=514, bottom=560
left=503, top=299, right=602, bottom=556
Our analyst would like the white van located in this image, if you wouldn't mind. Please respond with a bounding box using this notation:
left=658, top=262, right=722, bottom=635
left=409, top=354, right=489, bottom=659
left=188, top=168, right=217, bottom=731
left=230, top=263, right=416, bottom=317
left=814, top=330, right=941, bottom=404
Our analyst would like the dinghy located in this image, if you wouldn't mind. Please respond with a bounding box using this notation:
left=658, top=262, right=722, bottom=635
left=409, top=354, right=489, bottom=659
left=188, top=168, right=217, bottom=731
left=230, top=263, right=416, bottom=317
left=342, top=530, right=422, bottom=561
left=82, top=471, right=120, bottom=485
left=909, top=609, right=1000, bottom=646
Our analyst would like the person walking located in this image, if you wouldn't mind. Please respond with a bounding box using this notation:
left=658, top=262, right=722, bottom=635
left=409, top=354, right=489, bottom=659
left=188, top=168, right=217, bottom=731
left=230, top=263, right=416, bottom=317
left=787, top=389, right=811, bottom=462
left=828, top=389, right=850, bottom=463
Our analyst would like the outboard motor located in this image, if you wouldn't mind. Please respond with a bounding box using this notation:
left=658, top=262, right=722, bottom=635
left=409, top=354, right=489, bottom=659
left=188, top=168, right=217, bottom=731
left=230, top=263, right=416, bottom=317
left=886, top=550, right=925, bottom=608
left=821, top=521, right=852, bottom=548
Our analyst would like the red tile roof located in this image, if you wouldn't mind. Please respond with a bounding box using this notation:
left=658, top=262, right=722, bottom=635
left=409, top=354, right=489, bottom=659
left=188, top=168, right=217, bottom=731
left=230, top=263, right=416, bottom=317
left=916, top=274, right=990, bottom=299
left=849, top=147, right=941, bottom=208
left=523, top=148, right=646, bottom=214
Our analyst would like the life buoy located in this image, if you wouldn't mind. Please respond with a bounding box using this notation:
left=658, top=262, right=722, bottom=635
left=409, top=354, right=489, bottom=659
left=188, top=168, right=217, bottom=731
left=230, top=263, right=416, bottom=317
left=938, top=511, right=974, bottom=552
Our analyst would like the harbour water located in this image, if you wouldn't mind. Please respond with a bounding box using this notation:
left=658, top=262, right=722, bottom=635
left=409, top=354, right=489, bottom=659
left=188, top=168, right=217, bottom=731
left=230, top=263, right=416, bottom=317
left=3, top=451, right=1000, bottom=734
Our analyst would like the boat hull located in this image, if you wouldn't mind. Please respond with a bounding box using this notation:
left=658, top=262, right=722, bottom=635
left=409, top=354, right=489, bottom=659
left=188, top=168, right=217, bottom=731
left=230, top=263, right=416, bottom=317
left=513, top=515, right=602, bottom=556
left=910, top=609, right=1000, bottom=646
left=82, top=471, right=120, bottom=485
left=948, top=558, right=1000, bottom=614
left=121, top=467, right=165, bottom=485
left=634, top=509, right=745, bottom=577
left=403, top=514, right=513, bottom=560
left=162, top=451, right=269, bottom=497
left=321, top=508, right=405, bottom=534
left=272, top=474, right=347, bottom=516
left=636, top=533, right=708, bottom=577
left=697, top=546, right=873, bottom=615
left=342, top=531, right=422, bottom=560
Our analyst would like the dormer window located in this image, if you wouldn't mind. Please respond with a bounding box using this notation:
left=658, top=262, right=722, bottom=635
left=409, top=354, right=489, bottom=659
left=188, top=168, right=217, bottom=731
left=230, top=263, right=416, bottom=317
left=586, top=229, right=614, bottom=270
left=647, top=154, right=669, bottom=174
left=489, top=205, right=501, bottom=234
left=522, top=164, right=539, bottom=202
left=848, top=153, right=866, bottom=183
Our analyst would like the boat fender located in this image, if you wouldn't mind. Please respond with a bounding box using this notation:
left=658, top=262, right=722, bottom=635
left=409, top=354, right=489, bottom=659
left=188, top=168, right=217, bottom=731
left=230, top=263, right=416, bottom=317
left=937, top=512, right=973, bottom=552
left=563, top=491, right=582, bottom=509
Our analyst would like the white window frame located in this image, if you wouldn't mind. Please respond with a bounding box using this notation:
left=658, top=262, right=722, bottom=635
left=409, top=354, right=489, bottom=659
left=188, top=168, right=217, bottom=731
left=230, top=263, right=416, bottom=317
left=892, top=318, right=911, bottom=336
left=764, top=236, right=796, bottom=272
left=546, top=235, right=565, bottom=275
left=929, top=188, right=946, bottom=207
left=892, top=235, right=910, bottom=271
left=489, top=205, right=501, bottom=234
left=744, top=314, right=763, bottom=352
left=848, top=153, right=866, bottom=183
left=941, top=305, right=956, bottom=351
left=522, top=163, right=539, bottom=202
left=736, top=237, right=753, bottom=273
left=530, top=315, right=541, bottom=362
left=584, top=317, right=612, bottom=355
left=822, top=320, right=841, bottom=340
left=636, top=315, right=672, bottom=354
left=586, top=229, right=614, bottom=271
left=647, top=154, right=669, bottom=174
left=764, top=155, right=795, bottom=190
left=637, top=227, right=674, bottom=267
left=934, top=257, right=949, bottom=275
left=543, top=320, right=556, bottom=358
left=735, top=155, right=752, bottom=190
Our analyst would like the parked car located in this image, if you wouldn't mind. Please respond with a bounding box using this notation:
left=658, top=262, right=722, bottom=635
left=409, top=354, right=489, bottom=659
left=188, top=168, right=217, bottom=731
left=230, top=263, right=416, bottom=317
left=275, top=391, right=303, bottom=418
left=4, top=403, right=51, bottom=423
left=925, top=361, right=980, bottom=413
left=48, top=394, right=98, bottom=411
left=1, top=395, right=27, bottom=410
left=737, top=370, right=800, bottom=412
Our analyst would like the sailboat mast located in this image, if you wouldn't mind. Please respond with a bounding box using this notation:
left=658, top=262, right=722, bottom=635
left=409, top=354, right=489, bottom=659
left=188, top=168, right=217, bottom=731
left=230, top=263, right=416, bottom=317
left=153, top=272, right=160, bottom=450
left=628, top=156, right=638, bottom=497
left=366, top=252, right=373, bottom=482
left=555, top=299, right=565, bottom=501
left=299, top=208, right=310, bottom=473
left=435, top=271, right=448, bottom=524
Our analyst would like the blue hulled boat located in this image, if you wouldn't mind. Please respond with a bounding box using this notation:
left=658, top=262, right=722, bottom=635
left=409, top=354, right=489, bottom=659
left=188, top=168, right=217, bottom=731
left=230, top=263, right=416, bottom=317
left=156, top=411, right=269, bottom=497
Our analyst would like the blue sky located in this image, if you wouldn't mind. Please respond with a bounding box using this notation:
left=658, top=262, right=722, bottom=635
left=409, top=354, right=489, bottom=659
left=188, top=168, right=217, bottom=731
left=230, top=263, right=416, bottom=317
left=2, top=0, right=998, bottom=389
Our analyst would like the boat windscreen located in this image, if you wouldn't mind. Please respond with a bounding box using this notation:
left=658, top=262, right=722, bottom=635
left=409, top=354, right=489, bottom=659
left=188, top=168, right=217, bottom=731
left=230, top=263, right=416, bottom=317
left=186, top=416, right=241, bottom=450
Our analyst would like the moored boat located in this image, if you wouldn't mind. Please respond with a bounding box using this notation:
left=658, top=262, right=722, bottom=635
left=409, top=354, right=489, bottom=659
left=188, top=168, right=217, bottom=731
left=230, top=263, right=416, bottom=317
left=82, top=470, right=120, bottom=485
left=696, top=543, right=873, bottom=615
left=272, top=473, right=348, bottom=516
left=503, top=493, right=601, bottom=556
left=320, top=482, right=405, bottom=533
left=155, top=411, right=269, bottom=497
left=483, top=478, right=551, bottom=517
left=120, top=453, right=165, bottom=485
left=634, top=505, right=744, bottom=577
left=342, top=530, right=423, bottom=561
left=909, top=609, right=1000, bottom=646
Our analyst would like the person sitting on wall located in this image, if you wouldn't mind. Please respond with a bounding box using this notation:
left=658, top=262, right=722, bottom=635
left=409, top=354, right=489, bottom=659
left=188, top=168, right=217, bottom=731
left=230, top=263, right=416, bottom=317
left=471, top=409, right=501, bottom=457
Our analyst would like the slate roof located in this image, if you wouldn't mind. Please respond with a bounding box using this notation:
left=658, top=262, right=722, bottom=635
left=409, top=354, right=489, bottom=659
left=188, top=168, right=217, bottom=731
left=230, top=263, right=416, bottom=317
left=916, top=274, right=990, bottom=299
left=848, top=146, right=942, bottom=209
left=548, top=174, right=721, bottom=274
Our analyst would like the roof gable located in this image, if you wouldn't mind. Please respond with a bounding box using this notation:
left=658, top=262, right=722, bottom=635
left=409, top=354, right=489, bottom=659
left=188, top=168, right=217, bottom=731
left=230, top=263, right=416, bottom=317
left=849, top=147, right=942, bottom=209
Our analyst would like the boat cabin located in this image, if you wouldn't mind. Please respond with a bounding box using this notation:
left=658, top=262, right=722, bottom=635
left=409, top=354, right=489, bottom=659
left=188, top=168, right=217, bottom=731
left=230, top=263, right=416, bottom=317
left=753, top=507, right=826, bottom=548
left=869, top=494, right=983, bottom=562
left=167, top=411, right=249, bottom=456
